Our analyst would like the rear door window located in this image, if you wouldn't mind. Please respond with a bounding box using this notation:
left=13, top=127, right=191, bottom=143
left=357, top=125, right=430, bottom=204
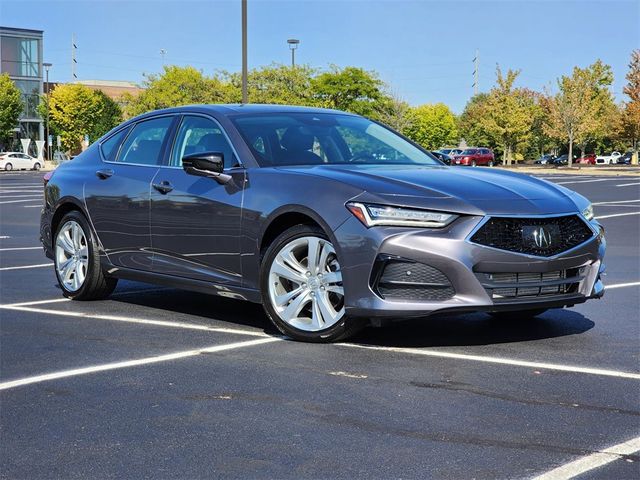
left=100, top=128, right=130, bottom=162
left=118, top=116, right=174, bottom=166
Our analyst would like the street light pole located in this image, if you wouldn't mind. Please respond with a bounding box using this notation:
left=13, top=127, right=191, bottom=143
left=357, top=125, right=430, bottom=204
left=43, top=62, right=52, bottom=162
left=241, top=0, right=248, bottom=104
left=287, top=39, right=300, bottom=67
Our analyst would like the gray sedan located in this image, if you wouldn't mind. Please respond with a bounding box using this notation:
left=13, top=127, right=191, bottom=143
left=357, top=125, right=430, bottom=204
left=40, top=105, right=605, bottom=342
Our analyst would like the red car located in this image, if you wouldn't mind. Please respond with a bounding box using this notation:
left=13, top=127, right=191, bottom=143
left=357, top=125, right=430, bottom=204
left=452, top=148, right=495, bottom=166
left=576, top=154, right=596, bottom=165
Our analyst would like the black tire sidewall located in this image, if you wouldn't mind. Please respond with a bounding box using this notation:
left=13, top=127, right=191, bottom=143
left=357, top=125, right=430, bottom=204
left=5, top=163, right=12, bottom=171
left=33, top=163, right=41, bottom=171
left=54, top=211, right=100, bottom=299
left=260, top=224, right=356, bottom=343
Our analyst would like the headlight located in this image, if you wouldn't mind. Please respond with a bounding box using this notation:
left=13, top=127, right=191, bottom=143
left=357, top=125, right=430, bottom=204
left=346, top=202, right=458, bottom=228
left=582, top=204, right=594, bottom=221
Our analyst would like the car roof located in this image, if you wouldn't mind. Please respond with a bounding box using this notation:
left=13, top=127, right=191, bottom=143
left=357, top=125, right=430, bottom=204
left=128, top=104, right=356, bottom=123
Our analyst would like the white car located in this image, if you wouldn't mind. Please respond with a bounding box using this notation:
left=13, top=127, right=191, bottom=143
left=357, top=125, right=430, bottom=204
left=0, top=152, right=42, bottom=171
left=595, top=151, right=622, bottom=165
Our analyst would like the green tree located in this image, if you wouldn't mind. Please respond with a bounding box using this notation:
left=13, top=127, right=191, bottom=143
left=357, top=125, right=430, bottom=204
left=0, top=74, right=23, bottom=144
left=374, top=92, right=414, bottom=134
left=622, top=50, right=640, bottom=161
left=458, top=93, right=498, bottom=151
left=123, top=65, right=232, bottom=117
left=45, top=84, right=121, bottom=152
left=404, top=103, right=458, bottom=150
left=311, top=66, right=385, bottom=118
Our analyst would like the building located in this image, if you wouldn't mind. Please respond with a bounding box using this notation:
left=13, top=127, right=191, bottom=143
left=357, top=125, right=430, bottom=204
left=74, top=79, right=143, bottom=104
left=0, top=26, right=44, bottom=151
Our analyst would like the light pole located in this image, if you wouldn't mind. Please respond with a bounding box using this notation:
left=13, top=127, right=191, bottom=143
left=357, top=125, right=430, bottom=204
left=160, top=49, right=167, bottom=66
left=241, top=0, right=248, bottom=104
left=43, top=62, right=52, bottom=162
left=287, top=39, right=300, bottom=67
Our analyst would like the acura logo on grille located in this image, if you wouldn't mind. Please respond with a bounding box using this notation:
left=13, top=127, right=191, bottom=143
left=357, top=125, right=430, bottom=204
left=532, top=226, right=552, bottom=248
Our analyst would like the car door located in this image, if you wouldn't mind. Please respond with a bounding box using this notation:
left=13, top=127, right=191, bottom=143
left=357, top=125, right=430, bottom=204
left=83, top=115, right=176, bottom=271
left=149, top=114, right=245, bottom=285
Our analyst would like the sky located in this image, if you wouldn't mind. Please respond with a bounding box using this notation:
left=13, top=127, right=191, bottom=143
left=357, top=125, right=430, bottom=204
left=1, top=0, right=638, bottom=113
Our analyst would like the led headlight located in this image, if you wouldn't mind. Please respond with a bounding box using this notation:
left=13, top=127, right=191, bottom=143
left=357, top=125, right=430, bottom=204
left=346, top=202, right=458, bottom=228
left=582, top=204, right=594, bottom=221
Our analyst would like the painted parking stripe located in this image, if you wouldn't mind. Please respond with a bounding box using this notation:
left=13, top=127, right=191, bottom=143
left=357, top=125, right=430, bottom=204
left=0, top=194, right=42, bottom=199
left=595, top=212, right=640, bottom=220
left=556, top=179, right=615, bottom=185
left=23, top=205, right=42, bottom=208
left=0, top=199, right=43, bottom=205
left=0, top=246, right=42, bottom=252
left=0, top=263, right=52, bottom=271
left=339, top=344, right=640, bottom=379
left=0, top=304, right=270, bottom=338
left=606, top=281, right=640, bottom=290
left=532, top=436, right=640, bottom=480
left=616, top=182, right=640, bottom=187
left=0, top=337, right=281, bottom=391
left=593, top=200, right=639, bottom=205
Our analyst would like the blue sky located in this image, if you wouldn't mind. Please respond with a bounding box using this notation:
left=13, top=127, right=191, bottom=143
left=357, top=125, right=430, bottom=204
left=2, top=0, right=638, bottom=112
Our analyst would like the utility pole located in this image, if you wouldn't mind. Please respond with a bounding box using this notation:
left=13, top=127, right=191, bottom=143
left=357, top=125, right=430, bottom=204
left=160, top=49, right=167, bottom=67
left=71, top=34, right=78, bottom=81
left=241, top=0, right=248, bottom=104
left=472, top=49, right=479, bottom=96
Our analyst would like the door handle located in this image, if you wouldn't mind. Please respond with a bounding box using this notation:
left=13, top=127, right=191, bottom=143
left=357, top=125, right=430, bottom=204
left=96, top=169, right=114, bottom=179
left=152, top=181, right=174, bottom=194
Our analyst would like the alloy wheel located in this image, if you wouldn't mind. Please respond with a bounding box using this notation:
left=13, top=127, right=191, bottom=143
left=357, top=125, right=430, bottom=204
left=55, top=220, right=89, bottom=292
left=268, top=236, right=345, bottom=332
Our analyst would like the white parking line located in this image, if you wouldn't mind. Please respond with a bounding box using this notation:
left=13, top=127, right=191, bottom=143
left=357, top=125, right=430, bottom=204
left=532, top=436, right=640, bottom=480
left=606, top=281, right=640, bottom=289
left=0, top=199, right=43, bottom=205
left=616, top=182, right=640, bottom=187
left=595, top=212, right=640, bottom=220
left=23, top=205, right=42, bottom=208
left=0, top=263, right=52, bottom=271
left=592, top=200, right=639, bottom=205
left=0, top=337, right=281, bottom=391
left=0, top=246, right=42, bottom=252
left=0, top=194, right=42, bottom=199
left=556, top=179, right=614, bottom=185
left=340, top=343, right=640, bottom=379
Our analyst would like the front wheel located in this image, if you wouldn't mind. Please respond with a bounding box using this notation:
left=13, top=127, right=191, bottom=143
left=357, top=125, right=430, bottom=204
left=488, top=160, right=494, bottom=167
left=260, top=224, right=364, bottom=342
left=4, top=163, right=12, bottom=171
left=33, top=162, right=41, bottom=171
left=471, top=160, right=477, bottom=167
left=54, top=211, right=117, bottom=300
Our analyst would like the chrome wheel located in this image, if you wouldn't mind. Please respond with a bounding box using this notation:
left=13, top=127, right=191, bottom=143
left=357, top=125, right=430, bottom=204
left=55, top=220, right=89, bottom=292
left=268, top=236, right=344, bottom=332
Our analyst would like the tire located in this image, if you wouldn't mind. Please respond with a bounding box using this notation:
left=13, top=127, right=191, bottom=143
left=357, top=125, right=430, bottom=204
left=488, top=160, right=494, bottom=167
left=260, top=224, right=364, bottom=342
left=489, top=309, right=548, bottom=320
left=54, top=211, right=117, bottom=300
left=471, top=160, right=477, bottom=167
left=5, top=163, right=12, bottom=171
left=33, top=162, right=41, bottom=171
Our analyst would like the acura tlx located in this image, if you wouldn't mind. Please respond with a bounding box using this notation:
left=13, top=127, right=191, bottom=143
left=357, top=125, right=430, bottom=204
left=40, top=105, right=605, bottom=342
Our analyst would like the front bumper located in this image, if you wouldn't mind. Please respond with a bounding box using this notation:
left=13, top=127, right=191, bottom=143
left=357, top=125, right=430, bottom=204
left=334, top=214, right=606, bottom=319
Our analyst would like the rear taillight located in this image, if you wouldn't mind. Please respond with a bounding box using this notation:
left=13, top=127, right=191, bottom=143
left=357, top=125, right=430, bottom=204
left=43, top=170, right=53, bottom=187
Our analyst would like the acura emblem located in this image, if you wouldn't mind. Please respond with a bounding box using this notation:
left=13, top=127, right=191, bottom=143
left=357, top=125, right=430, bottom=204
left=532, top=226, right=552, bottom=248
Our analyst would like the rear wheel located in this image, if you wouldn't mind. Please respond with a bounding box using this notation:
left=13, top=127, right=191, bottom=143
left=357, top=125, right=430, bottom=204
left=489, top=309, right=548, bottom=320
left=54, top=211, right=117, bottom=300
left=471, top=160, right=477, bottom=167
left=5, top=163, right=12, bottom=171
left=33, top=162, right=41, bottom=171
left=260, top=224, right=364, bottom=342
left=488, top=160, right=494, bottom=167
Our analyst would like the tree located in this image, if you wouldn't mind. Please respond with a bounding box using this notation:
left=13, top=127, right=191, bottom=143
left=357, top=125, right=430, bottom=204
left=45, top=84, right=122, bottom=152
left=311, top=66, right=385, bottom=118
left=458, top=93, right=498, bottom=151
left=403, top=103, right=458, bottom=150
left=622, top=50, right=640, bottom=161
left=544, top=60, right=616, bottom=167
left=0, top=74, right=23, bottom=145
left=123, top=65, right=232, bottom=118
left=374, top=92, right=414, bottom=134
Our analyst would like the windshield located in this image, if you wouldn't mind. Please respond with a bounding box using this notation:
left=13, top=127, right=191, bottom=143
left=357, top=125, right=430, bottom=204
left=231, top=113, right=441, bottom=167
left=461, top=149, right=477, bottom=154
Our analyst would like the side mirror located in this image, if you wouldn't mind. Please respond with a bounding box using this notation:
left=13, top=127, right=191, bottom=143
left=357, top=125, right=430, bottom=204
left=182, top=151, right=231, bottom=184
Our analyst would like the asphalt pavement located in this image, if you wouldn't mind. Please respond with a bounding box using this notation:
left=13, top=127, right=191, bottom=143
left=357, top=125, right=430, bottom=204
left=1, top=170, right=639, bottom=479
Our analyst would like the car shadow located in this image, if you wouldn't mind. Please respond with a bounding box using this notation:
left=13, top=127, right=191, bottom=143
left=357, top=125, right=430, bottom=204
left=109, top=281, right=595, bottom=348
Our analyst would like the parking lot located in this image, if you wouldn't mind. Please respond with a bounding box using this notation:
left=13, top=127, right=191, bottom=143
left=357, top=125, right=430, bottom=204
left=1, top=170, right=639, bottom=479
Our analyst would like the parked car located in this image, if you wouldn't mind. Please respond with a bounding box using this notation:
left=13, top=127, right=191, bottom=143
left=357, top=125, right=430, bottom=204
left=534, top=154, right=555, bottom=165
left=40, top=105, right=605, bottom=342
left=616, top=152, right=634, bottom=165
left=0, top=152, right=41, bottom=171
left=576, top=154, right=597, bottom=165
left=430, top=151, right=451, bottom=165
left=53, top=151, right=71, bottom=163
left=452, top=148, right=495, bottom=166
left=596, top=151, right=622, bottom=165
left=551, top=154, right=570, bottom=165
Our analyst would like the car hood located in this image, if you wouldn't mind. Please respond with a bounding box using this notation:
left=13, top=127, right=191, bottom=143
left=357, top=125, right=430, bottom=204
left=276, top=165, right=585, bottom=216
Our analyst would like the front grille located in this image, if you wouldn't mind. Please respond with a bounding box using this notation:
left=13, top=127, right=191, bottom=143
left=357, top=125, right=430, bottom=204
left=479, top=268, right=582, bottom=302
left=374, top=260, right=455, bottom=301
left=470, top=215, right=594, bottom=256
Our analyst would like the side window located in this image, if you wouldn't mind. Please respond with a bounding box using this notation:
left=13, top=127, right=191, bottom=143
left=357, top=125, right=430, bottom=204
left=170, top=115, right=236, bottom=168
left=100, top=128, right=129, bottom=162
left=118, top=116, right=173, bottom=166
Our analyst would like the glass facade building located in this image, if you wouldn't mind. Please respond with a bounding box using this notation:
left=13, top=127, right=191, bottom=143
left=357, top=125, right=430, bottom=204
left=0, top=26, right=44, bottom=152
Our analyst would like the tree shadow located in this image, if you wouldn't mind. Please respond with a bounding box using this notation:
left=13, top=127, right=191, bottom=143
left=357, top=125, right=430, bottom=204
left=109, top=280, right=595, bottom=347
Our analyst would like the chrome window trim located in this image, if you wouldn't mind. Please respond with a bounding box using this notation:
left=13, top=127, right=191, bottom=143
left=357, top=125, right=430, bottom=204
left=464, top=212, right=598, bottom=260
left=166, top=113, right=244, bottom=170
